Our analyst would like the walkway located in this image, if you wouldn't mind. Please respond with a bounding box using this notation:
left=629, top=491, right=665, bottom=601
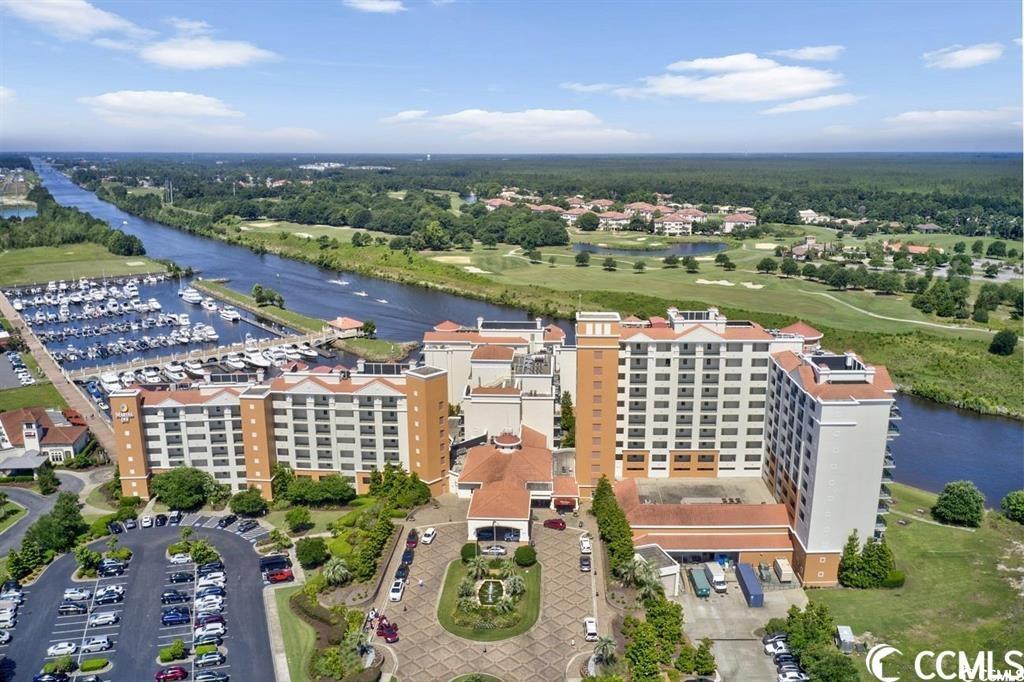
left=0, top=292, right=118, bottom=455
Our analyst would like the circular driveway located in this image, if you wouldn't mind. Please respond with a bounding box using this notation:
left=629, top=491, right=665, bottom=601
left=374, top=519, right=600, bottom=681
left=0, top=472, right=83, bottom=556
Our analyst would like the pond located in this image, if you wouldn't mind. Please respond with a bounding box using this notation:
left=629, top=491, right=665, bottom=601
left=0, top=206, right=37, bottom=219
left=572, top=240, right=727, bottom=258
left=478, top=579, right=504, bottom=605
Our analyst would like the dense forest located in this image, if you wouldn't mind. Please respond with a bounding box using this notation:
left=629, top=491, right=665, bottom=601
left=61, top=153, right=1023, bottom=241
left=0, top=186, right=145, bottom=255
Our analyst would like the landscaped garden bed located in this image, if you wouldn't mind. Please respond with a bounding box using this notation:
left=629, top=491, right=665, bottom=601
left=437, top=554, right=541, bottom=641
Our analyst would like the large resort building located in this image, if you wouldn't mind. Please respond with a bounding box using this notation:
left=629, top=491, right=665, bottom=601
left=110, top=306, right=896, bottom=586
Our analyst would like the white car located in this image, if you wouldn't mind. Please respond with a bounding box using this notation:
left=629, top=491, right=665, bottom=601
left=197, top=578, right=225, bottom=590
left=96, top=585, right=124, bottom=598
left=169, top=553, right=191, bottom=565
left=420, top=527, right=437, bottom=545
left=88, top=612, right=119, bottom=627
left=199, top=571, right=225, bottom=583
left=388, top=579, right=406, bottom=602
left=194, top=622, right=226, bottom=638
left=194, top=596, right=224, bottom=612
left=579, top=536, right=593, bottom=554
left=765, top=641, right=791, bottom=656
left=778, top=674, right=810, bottom=682
left=141, top=516, right=153, bottom=528
left=0, top=630, right=10, bottom=644
left=47, top=642, right=78, bottom=656
left=63, top=587, right=92, bottom=601
left=583, top=616, right=598, bottom=642
left=81, top=636, right=112, bottom=653
left=0, top=607, right=16, bottom=618
left=0, top=589, right=23, bottom=603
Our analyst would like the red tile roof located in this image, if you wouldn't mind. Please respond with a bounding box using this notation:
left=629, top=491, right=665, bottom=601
left=462, top=436, right=554, bottom=520
left=0, top=407, right=88, bottom=448
left=433, top=320, right=462, bottom=332
left=328, top=316, right=362, bottom=331
left=471, top=345, right=515, bottom=361
left=634, top=533, right=793, bottom=552
left=723, top=213, right=757, bottom=222
left=543, top=324, right=566, bottom=342
left=779, top=321, right=823, bottom=341
left=423, top=331, right=528, bottom=345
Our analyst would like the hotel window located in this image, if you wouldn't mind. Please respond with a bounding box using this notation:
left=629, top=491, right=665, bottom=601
left=592, top=409, right=602, bottom=418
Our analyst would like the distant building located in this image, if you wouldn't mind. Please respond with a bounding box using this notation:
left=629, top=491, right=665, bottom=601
left=915, top=222, right=943, bottom=233
left=722, top=213, right=757, bottom=233
left=484, top=198, right=515, bottom=211
left=652, top=213, right=692, bottom=236
left=0, top=407, right=90, bottom=464
left=597, top=211, right=629, bottom=229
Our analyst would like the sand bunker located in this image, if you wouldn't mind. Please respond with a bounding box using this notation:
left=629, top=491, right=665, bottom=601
left=125, top=261, right=145, bottom=266
left=742, top=282, right=764, bottom=289
left=246, top=220, right=277, bottom=228
left=432, top=255, right=473, bottom=264
left=294, top=232, right=314, bottom=239
left=754, top=242, right=777, bottom=250
left=696, top=279, right=735, bottom=286
left=695, top=256, right=714, bottom=262
left=597, top=243, right=608, bottom=247
left=464, top=266, right=491, bottom=274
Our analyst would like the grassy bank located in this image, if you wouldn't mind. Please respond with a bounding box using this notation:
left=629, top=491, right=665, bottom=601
left=0, top=244, right=165, bottom=286
left=0, top=501, right=27, bottom=535
left=192, top=280, right=327, bottom=333
left=266, top=507, right=348, bottom=536
left=275, top=585, right=314, bottom=682
left=335, top=337, right=416, bottom=362
left=812, top=483, right=1024, bottom=681
left=94, top=208, right=1022, bottom=418
left=0, top=383, right=66, bottom=411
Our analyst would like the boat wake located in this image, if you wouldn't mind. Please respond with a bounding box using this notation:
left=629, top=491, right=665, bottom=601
left=329, top=279, right=349, bottom=286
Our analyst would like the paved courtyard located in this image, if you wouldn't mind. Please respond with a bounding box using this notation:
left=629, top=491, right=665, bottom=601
left=374, top=509, right=600, bottom=681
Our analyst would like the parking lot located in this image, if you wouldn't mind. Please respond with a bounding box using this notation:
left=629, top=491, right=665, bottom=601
left=0, top=351, right=36, bottom=389
left=0, top=522, right=273, bottom=681
left=675, top=570, right=808, bottom=682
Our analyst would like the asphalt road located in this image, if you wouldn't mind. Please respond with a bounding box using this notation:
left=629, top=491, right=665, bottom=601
left=0, top=524, right=272, bottom=682
left=0, top=356, right=24, bottom=390
left=0, top=473, right=84, bottom=556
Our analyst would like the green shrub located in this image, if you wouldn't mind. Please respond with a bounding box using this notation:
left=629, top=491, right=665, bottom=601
left=296, top=537, right=329, bottom=569
left=118, top=495, right=142, bottom=510
left=80, top=658, right=109, bottom=672
left=881, top=570, right=906, bottom=588
left=461, top=543, right=480, bottom=562
left=43, top=655, right=75, bottom=673
left=105, top=547, right=132, bottom=561
left=167, top=541, right=189, bottom=555
left=514, top=546, right=537, bottom=567
left=193, top=644, right=217, bottom=656
left=159, top=639, right=188, bottom=663
left=1001, top=490, right=1024, bottom=524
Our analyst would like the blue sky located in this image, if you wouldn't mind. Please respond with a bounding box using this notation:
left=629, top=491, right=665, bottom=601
left=0, top=0, right=1021, bottom=153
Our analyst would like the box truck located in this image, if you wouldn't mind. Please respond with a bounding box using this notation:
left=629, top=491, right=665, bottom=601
left=736, top=563, right=764, bottom=607
left=703, top=561, right=727, bottom=593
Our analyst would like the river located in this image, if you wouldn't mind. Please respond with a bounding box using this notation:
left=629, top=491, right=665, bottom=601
left=31, top=159, right=1024, bottom=505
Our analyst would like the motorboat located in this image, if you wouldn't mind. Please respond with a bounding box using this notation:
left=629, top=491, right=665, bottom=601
left=181, top=288, right=203, bottom=305
left=219, top=307, right=241, bottom=322
left=243, top=351, right=271, bottom=368
left=142, top=367, right=162, bottom=383
left=148, top=298, right=162, bottom=311
left=223, top=354, right=246, bottom=371
left=353, top=290, right=368, bottom=297
left=295, top=343, right=318, bottom=359
left=163, top=363, right=187, bottom=383
left=201, top=297, right=219, bottom=312
left=176, top=314, right=191, bottom=326
left=99, top=372, right=121, bottom=393
left=183, top=360, right=207, bottom=377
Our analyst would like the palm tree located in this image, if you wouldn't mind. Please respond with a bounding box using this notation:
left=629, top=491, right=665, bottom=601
left=636, top=573, right=664, bottom=601
left=505, top=573, right=526, bottom=598
left=616, top=556, right=644, bottom=587
left=458, top=577, right=475, bottom=598
left=636, top=558, right=659, bottom=587
left=179, top=527, right=194, bottom=543
left=456, top=596, right=476, bottom=613
left=494, top=596, right=516, bottom=615
left=322, top=557, right=352, bottom=586
left=497, top=559, right=516, bottom=579
left=467, top=555, right=489, bottom=580
left=594, top=636, right=617, bottom=664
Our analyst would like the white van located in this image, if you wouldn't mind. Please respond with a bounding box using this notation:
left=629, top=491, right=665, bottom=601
left=583, top=616, right=598, bottom=642
left=579, top=536, right=593, bottom=554
left=704, top=561, right=728, bottom=593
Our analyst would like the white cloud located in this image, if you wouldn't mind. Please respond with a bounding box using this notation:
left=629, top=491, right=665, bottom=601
left=165, top=17, right=213, bottom=35
left=79, top=90, right=243, bottom=124
left=381, top=109, right=428, bottom=123
left=560, top=81, right=620, bottom=93
left=343, top=0, right=407, bottom=13
left=382, top=107, right=642, bottom=143
left=0, top=0, right=150, bottom=40
left=820, top=124, right=854, bottom=135
left=140, top=37, right=276, bottom=69
left=0, top=86, right=14, bottom=102
left=771, top=45, right=845, bottom=61
left=884, top=107, right=1019, bottom=130
left=923, top=43, right=1004, bottom=69
left=594, top=52, right=843, bottom=102
left=761, top=93, right=862, bottom=114
left=667, top=52, right=777, bottom=72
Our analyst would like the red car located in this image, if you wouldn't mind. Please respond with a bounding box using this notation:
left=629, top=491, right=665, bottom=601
left=377, top=623, right=399, bottom=643
left=155, top=666, right=189, bottom=681
left=267, top=568, right=294, bottom=583
left=543, top=518, right=567, bottom=530
left=406, top=530, right=418, bottom=549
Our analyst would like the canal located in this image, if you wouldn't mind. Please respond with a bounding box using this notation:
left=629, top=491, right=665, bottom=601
left=31, top=159, right=1024, bottom=504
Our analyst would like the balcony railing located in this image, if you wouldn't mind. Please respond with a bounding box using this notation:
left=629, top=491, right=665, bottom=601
left=879, top=485, right=893, bottom=501
left=881, top=470, right=894, bottom=482
left=874, top=516, right=887, bottom=533
left=877, top=502, right=891, bottom=515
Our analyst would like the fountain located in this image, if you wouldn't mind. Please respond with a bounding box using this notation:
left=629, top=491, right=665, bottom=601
left=478, top=580, right=504, bottom=605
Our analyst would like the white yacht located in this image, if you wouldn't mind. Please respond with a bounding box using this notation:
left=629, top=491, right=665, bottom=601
left=224, top=354, right=246, bottom=371
left=181, top=288, right=203, bottom=305
left=142, top=367, right=162, bottom=383
left=201, top=297, right=218, bottom=312
left=183, top=360, right=207, bottom=377
left=295, top=343, right=318, bottom=359
left=99, top=372, right=121, bottom=393
left=163, top=363, right=187, bottom=383
left=219, top=306, right=241, bottom=322
left=176, top=313, right=191, bottom=326
left=147, top=298, right=162, bottom=311
left=353, top=290, right=368, bottom=297
left=243, top=350, right=271, bottom=368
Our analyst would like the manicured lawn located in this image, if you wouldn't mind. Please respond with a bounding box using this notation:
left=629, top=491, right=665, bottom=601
left=266, top=508, right=349, bottom=536
left=85, top=485, right=117, bottom=512
left=437, top=559, right=542, bottom=641
left=0, top=382, right=66, bottom=411
left=275, top=585, right=314, bottom=682
left=335, top=337, right=414, bottom=362
left=811, top=483, right=1024, bottom=681
left=0, top=501, right=27, bottom=534
left=0, top=244, right=164, bottom=286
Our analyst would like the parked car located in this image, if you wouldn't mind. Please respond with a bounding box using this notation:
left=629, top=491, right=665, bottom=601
left=47, top=642, right=78, bottom=656
left=394, top=564, right=409, bottom=580
left=481, top=544, right=507, bottom=556
left=762, top=632, right=788, bottom=645
left=196, top=586, right=226, bottom=598
left=583, top=617, right=599, bottom=642
left=388, top=579, right=406, bottom=602
left=195, top=652, right=226, bottom=668
left=198, top=577, right=226, bottom=590
left=194, top=672, right=230, bottom=682
left=216, top=515, right=237, bottom=529
left=168, top=511, right=183, bottom=525
left=401, top=548, right=414, bottom=564
left=161, top=611, right=190, bottom=627
left=579, top=555, right=592, bottom=572
left=81, top=636, right=112, bottom=653
left=194, top=622, right=227, bottom=638
left=543, top=518, right=566, bottom=530
left=88, top=612, right=119, bottom=627
left=237, top=519, right=258, bottom=533
left=123, top=518, right=137, bottom=530
left=377, top=622, right=399, bottom=643
left=141, top=516, right=153, bottom=528
left=57, top=601, right=87, bottom=616
left=169, top=572, right=194, bottom=583
left=195, top=613, right=225, bottom=627
left=162, top=590, right=190, bottom=604
left=406, top=530, right=418, bottom=549
left=33, top=675, right=71, bottom=682
left=765, top=641, right=791, bottom=656
left=63, top=587, right=92, bottom=601
left=194, top=596, right=224, bottom=612
left=154, top=666, right=189, bottom=682
left=98, top=564, right=124, bottom=578
left=198, top=560, right=225, bottom=575
left=259, top=555, right=290, bottom=572
left=192, top=633, right=223, bottom=647
left=106, top=521, right=123, bottom=535
left=579, top=536, right=593, bottom=554
left=155, top=514, right=168, bottom=527
left=169, top=553, right=190, bottom=565
left=266, top=568, right=293, bottom=584
left=0, top=630, right=10, bottom=644
left=777, top=673, right=810, bottom=682
left=420, top=527, right=437, bottom=544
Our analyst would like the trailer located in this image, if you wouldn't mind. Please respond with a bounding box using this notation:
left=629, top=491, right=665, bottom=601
left=703, top=561, right=727, bottom=593
left=688, top=567, right=711, bottom=599
left=774, top=557, right=794, bottom=583
left=736, top=563, right=764, bottom=608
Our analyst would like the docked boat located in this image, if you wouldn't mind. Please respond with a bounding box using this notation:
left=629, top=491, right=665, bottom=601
left=181, top=288, right=203, bottom=305
left=183, top=360, right=207, bottom=377
left=219, top=306, right=241, bottom=322
left=142, top=367, right=161, bottom=383
left=99, top=372, right=121, bottom=393
left=201, top=297, right=218, bottom=312
left=163, top=362, right=187, bottom=383
left=353, top=290, right=368, bottom=297
left=148, top=298, right=162, bottom=311
left=243, top=350, right=271, bottom=368
left=295, top=343, right=318, bottom=359
left=224, top=354, right=247, bottom=371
